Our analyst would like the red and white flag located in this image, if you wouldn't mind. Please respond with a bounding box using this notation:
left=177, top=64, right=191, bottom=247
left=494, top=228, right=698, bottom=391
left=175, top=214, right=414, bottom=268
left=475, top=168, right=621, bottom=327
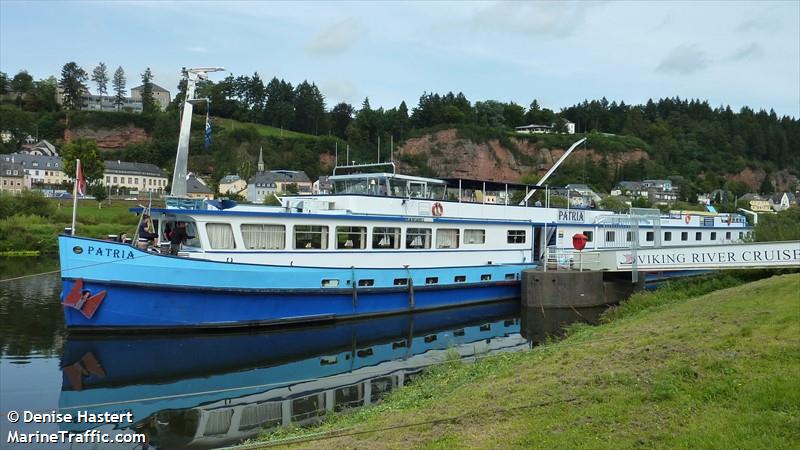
left=76, top=160, right=86, bottom=196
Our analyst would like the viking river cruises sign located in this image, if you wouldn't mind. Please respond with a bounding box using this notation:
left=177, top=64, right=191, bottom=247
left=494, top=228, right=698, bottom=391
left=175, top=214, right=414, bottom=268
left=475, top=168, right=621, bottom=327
left=610, top=241, right=800, bottom=271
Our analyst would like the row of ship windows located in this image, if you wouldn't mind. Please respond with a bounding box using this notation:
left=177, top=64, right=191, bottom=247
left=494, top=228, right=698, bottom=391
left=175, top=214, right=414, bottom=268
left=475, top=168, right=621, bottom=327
left=204, top=223, right=528, bottom=250
left=321, top=273, right=518, bottom=288
left=583, top=230, right=751, bottom=243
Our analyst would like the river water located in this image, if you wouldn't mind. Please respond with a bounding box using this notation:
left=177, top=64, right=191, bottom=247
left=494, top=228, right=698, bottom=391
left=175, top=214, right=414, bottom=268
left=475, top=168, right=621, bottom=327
left=0, top=257, right=604, bottom=450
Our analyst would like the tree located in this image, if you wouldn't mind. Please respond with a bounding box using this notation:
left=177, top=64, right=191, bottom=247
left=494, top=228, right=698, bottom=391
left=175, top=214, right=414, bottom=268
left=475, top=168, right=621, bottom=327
left=140, top=67, right=156, bottom=113
left=112, top=66, right=126, bottom=110
left=758, top=175, right=774, bottom=195
left=599, top=196, right=629, bottom=213
left=89, top=183, right=108, bottom=208
left=61, top=138, right=104, bottom=184
left=59, top=62, right=88, bottom=110
left=330, top=102, right=355, bottom=139
left=91, top=62, right=109, bottom=97
left=10, top=70, right=34, bottom=107
left=0, top=71, right=9, bottom=95
left=25, top=77, right=60, bottom=112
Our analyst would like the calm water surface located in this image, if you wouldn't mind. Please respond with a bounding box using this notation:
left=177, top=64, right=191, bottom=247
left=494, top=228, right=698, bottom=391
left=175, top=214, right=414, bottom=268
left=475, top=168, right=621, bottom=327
left=0, top=257, right=603, bottom=450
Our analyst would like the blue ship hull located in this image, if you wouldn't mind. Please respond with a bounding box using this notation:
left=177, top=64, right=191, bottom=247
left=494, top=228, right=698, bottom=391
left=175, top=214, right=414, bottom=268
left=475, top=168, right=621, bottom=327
left=58, top=235, right=528, bottom=330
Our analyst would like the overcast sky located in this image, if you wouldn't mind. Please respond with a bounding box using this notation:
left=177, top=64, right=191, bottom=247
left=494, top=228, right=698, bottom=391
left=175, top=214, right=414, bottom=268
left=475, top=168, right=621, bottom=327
left=2, top=1, right=798, bottom=117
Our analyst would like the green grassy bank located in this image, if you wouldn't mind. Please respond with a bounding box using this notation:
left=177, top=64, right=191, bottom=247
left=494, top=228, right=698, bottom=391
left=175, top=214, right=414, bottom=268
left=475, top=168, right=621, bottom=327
left=0, top=197, right=142, bottom=253
left=252, top=273, right=799, bottom=449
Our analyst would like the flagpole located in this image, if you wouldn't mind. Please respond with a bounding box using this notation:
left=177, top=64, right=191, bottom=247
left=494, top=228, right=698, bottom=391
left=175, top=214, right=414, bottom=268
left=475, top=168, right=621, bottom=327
left=71, top=159, right=80, bottom=236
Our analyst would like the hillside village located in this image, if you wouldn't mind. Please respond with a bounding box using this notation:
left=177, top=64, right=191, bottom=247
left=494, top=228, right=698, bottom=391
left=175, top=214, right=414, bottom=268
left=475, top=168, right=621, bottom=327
left=1, top=63, right=798, bottom=217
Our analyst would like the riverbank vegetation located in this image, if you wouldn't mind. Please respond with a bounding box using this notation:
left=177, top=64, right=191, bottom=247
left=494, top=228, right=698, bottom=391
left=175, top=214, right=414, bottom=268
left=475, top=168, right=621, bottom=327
left=251, top=273, right=799, bottom=449
left=0, top=191, right=140, bottom=253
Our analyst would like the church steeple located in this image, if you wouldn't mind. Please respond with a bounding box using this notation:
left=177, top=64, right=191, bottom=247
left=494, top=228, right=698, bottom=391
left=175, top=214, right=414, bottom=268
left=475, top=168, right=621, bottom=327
left=257, top=146, right=264, bottom=172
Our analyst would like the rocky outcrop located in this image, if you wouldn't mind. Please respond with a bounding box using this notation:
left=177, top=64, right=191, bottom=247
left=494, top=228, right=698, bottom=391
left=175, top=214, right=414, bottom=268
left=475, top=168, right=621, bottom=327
left=396, top=128, right=648, bottom=182
left=64, top=125, right=150, bottom=150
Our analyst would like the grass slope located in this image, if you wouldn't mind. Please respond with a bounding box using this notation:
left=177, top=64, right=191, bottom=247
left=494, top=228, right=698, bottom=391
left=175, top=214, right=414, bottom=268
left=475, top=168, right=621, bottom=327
left=213, top=117, right=313, bottom=139
left=258, top=274, right=800, bottom=449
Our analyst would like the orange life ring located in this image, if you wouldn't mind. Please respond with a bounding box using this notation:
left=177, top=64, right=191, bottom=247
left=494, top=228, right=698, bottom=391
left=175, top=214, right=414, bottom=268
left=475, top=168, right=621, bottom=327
left=684, top=214, right=691, bottom=224
left=432, top=202, right=444, bottom=217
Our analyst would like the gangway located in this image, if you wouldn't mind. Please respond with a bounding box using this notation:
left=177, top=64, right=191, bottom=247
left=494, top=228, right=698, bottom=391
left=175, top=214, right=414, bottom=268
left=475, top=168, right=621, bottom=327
left=574, top=241, right=800, bottom=272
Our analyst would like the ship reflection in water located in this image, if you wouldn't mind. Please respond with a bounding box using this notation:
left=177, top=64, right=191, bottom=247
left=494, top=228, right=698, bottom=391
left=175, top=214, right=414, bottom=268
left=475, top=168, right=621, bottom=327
left=59, top=302, right=606, bottom=450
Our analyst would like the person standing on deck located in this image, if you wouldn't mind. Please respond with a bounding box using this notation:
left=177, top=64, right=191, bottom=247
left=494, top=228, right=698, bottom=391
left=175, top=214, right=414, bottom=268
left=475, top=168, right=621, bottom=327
left=169, top=222, right=194, bottom=255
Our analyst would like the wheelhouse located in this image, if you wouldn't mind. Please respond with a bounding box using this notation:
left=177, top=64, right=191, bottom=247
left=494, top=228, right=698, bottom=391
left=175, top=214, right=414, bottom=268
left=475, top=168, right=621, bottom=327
left=330, top=172, right=447, bottom=200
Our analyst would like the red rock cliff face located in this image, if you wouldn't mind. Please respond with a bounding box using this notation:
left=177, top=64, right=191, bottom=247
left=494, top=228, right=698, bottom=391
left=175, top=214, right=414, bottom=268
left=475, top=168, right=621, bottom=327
left=395, top=129, right=649, bottom=182
left=64, top=125, right=150, bottom=150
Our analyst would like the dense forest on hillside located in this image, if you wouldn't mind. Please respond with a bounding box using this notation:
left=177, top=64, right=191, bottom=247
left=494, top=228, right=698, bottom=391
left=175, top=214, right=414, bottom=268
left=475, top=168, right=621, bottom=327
left=1, top=66, right=798, bottom=195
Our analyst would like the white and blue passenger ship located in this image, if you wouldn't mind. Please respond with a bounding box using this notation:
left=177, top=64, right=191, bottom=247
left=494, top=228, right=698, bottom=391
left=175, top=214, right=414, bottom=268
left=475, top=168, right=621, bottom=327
left=57, top=68, right=752, bottom=331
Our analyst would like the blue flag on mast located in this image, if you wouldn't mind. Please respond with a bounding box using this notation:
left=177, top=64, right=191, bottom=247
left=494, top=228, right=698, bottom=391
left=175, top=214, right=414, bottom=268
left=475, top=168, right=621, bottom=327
left=204, top=111, right=212, bottom=149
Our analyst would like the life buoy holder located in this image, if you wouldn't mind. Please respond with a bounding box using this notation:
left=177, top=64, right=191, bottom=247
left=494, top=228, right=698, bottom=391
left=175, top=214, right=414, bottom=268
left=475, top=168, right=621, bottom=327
left=684, top=214, right=691, bottom=224
left=432, top=202, right=444, bottom=217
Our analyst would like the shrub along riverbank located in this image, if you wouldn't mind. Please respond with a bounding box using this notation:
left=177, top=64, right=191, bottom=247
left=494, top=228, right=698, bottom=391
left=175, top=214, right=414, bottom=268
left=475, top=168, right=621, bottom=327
left=0, top=192, right=141, bottom=253
left=250, top=273, right=799, bottom=449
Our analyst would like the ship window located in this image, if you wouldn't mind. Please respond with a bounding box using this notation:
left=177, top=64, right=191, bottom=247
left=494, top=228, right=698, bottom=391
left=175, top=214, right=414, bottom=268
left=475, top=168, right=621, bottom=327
left=626, top=231, right=633, bottom=242
left=321, top=279, right=340, bottom=288
left=454, top=328, right=465, bottom=336
left=336, top=226, right=367, bottom=249
left=392, top=340, right=407, bottom=349
left=206, top=223, right=236, bottom=249
left=681, top=231, right=688, bottom=241
left=357, top=348, right=374, bottom=358
left=373, top=227, right=401, bottom=249
left=480, top=324, right=491, bottom=332
left=393, top=278, right=408, bottom=286
left=507, top=230, right=526, bottom=244
left=294, top=225, right=329, bottom=249
left=606, top=231, right=615, bottom=242
left=696, top=232, right=702, bottom=241
left=454, top=275, right=466, bottom=283
left=426, top=277, right=438, bottom=284
left=294, top=394, right=325, bottom=419
left=406, top=228, right=432, bottom=249
left=481, top=274, right=491, bottom=281
left=464, top=229, right=485, bottom=244
left=711, top=232, right=717, bottom=240
left=646, top=231, right=654, bottom=242
left=335, top=385, right=364, bottom=411
left=241, top=224, right=285, bottom=249
left=424, top=334, right=437, bottom=343
left=505, top=273, right=516, bottom=280
left=358, top=279, right=374, bottom=287
left=664, top=231, right=672, bottom=241
left=238, top=403, right=282, bottom=431
left=583, top=231, right=593, bottom=242
left=726, top=231, right=731, bottom=240
left=739, top=232, right=743, bottom=239
left=436, top=229, right=460, bottom=249
left=203, top=409, right=233, bottom=436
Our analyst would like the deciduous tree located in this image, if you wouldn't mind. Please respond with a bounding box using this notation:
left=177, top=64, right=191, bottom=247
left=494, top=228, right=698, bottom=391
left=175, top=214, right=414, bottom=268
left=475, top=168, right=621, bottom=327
left=61, top=138, right=104, bottom=183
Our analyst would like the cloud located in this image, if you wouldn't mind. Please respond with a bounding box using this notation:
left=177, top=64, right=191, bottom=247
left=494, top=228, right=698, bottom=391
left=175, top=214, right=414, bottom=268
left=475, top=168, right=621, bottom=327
left=729, top=42, right=764, bottom=61
left=736, top=17, right=771, bottom=32
left=466, top=2, right=586, bottom=37
left=304, top=18, right=365, bottom=55
left=320, top=80, right=358, bottom=104
left=656, top=44, right=710, bottom=75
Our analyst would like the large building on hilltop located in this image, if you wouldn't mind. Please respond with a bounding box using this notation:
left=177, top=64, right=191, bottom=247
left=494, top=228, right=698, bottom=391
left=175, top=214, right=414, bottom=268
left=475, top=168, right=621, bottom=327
left=131, top=84, right=171, bottom=111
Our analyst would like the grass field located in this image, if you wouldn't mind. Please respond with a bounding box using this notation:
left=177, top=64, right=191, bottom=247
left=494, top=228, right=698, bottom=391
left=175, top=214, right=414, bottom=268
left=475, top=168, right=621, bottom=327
left=213, top=117, right=312, bottom=139
left=0, top=200, right=142, bottom=253
left=254, top=273, right=800, bottom=449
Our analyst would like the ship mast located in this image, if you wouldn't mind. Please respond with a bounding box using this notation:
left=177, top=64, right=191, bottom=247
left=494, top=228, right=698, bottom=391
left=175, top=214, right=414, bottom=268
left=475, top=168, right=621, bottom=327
left=170, top=67, right=224, bottom=197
